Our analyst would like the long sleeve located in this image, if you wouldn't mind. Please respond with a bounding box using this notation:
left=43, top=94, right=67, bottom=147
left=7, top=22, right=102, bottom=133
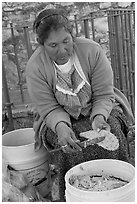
left=89, top=44, right=115, bottom=120
left=26, top=49, right=71, bottom=132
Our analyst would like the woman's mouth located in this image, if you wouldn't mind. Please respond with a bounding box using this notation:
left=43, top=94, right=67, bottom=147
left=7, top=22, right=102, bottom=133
left=57, top=55, right=70, bottom=64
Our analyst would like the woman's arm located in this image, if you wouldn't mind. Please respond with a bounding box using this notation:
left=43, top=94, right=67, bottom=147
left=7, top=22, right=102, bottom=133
left=89, top=44, right=115, bottom=121
left=26, top=63, right=71, bottom=133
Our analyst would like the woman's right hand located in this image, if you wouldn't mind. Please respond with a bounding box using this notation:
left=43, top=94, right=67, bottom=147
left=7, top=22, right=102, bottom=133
left=55, top=122, right=82, bottom=153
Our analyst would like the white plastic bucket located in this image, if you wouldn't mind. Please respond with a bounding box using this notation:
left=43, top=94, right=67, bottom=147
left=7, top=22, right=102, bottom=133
left=65, top=159, right=135, bottom=202
left=2, top=128, right=51, bottom=197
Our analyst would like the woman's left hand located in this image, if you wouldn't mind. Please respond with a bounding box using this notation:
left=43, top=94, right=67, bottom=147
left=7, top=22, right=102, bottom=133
left=92, top=115, right=110, bottom=132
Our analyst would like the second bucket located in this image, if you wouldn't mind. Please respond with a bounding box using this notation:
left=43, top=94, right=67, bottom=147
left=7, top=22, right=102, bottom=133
left=2, top=128, right=51, bottom=197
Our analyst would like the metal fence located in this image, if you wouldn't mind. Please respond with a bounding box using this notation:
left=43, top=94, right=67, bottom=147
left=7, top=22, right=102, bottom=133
left=107, top=9, right=135, bottom=114
left=2, top=8, right=135, bottom=121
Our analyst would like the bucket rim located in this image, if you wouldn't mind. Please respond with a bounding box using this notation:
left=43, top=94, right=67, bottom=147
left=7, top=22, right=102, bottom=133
left=65, top=159, right=135, bottom=174
left=2, top=142, right=34, bottom=148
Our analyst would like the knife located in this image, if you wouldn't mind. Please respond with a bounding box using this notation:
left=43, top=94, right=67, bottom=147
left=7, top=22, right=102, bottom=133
left=76, top=136, right=106, bottom=148
left=43, top=136, right=105, bottom=153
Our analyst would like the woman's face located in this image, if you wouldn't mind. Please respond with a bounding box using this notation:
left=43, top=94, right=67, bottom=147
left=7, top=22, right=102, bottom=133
left=44, top=28, right=74, bottom=65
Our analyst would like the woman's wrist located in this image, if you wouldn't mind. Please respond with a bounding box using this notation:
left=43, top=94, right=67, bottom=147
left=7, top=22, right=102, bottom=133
left=93, top=114, right=106, bottom=121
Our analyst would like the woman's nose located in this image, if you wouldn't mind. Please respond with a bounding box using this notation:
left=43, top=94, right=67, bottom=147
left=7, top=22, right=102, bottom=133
left=58, top=44, right=67, bottom=54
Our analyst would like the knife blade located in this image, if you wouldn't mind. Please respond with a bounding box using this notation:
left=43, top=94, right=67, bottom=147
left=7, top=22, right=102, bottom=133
left=77, top=136, right=106, bottom=148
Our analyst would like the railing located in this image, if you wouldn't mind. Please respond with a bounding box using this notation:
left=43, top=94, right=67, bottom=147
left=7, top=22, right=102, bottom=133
left=2, top=9, right=135, bottom=127
left=107, top=9, right=135, bottom=114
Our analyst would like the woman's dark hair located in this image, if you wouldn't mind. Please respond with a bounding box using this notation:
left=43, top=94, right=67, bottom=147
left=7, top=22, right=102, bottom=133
left=33, top=9, right=73, bottom=45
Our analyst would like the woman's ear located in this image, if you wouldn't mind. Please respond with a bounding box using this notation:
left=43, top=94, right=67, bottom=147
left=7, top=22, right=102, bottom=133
left=37, top=37, right=44, bottom=45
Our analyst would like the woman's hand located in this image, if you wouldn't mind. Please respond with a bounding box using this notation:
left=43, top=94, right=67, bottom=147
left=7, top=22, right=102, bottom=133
left=55, top=122, right=82, bottom=153
left=92, top=115, right=110, bottom=132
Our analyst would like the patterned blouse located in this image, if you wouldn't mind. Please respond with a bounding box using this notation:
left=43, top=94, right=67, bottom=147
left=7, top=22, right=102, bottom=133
left=53, top=52, right=92, bottom=119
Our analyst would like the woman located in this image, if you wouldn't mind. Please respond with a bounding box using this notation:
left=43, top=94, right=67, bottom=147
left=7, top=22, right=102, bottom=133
left=26, top=8, right=134, bottom=200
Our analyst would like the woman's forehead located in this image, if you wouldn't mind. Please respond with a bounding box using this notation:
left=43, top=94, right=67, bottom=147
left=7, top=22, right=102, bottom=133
left=46, top=28, right=71, bottom=43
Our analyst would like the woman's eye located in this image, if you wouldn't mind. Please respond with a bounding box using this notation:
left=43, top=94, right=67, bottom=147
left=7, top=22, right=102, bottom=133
left=50, top=43, right=57, bottom=48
